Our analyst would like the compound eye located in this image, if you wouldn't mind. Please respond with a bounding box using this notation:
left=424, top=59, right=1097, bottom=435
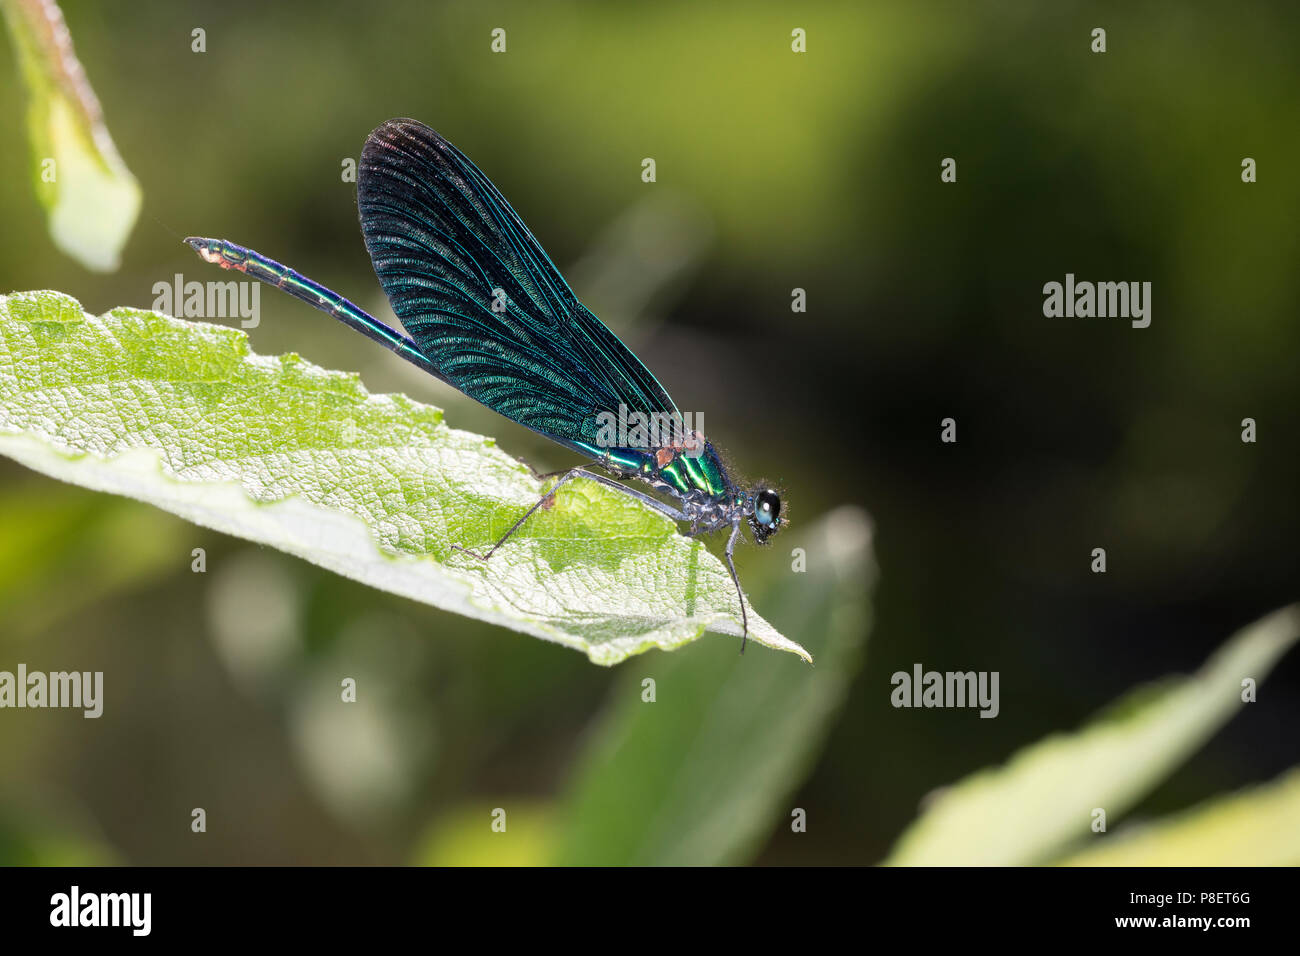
left=755, top=490, right=780, bottom=526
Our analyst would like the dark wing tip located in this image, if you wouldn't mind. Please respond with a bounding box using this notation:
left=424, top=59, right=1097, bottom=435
left=359, top=119, right=462, bottom=207
left=363, top=118, right=449, bottom=159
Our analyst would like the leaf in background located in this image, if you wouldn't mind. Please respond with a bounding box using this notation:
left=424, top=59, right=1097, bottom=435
left=1, top=0, right=141, bottom=271
left=0, top=291, right=806, bottom=664
left=551, top=506, right=873, bottom=865
left=1058, top=766, right=1300, bottom=866
left=0, top=789, right=117, bottom=865
left=0, top=485, right=188, bottom=639
left=413, top=804, right=554, bottom=867
left=884, top=604, right=1300, bottom=865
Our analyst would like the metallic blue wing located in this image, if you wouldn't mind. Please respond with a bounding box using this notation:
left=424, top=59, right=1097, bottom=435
left=358, top=118, right=679, bottom=457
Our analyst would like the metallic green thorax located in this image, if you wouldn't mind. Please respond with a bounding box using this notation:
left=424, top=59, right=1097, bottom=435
left=659, top=444, right=730, bottom=498
left=586, top=441, right=733, bottom=501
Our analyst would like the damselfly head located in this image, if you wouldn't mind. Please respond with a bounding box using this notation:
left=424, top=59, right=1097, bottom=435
left=748, top=488, right=783, bottom=544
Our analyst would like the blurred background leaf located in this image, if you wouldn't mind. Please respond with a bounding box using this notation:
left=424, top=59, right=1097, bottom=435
left=414, top=803, right=554, bottom=867
left=550, top=507, right=872, bottom=865
left=1058, top=765, right=1300, bottom=866
left=1, top=0, right=140, bottom=271
left=0, top=789, right=117, bottom=865
left=0, top=484, right=185, bottom=639
left=885, top=605, right=1300, bottom=865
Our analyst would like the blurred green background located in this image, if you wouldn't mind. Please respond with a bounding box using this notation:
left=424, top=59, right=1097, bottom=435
left=0, top=1, right=1296, bottom=864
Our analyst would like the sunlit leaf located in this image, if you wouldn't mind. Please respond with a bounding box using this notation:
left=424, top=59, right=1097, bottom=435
left=0, top=291, right=806, bottom=664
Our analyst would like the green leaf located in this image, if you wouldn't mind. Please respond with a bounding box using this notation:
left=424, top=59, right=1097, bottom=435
left=551, top=507, right=873, bottom=864
left=1, top=0, right=141, bottom=271
left=0, top=291, right=807, bottom=665
left=1058, top=766, right=1300, bottom=866
left=884, top=604, right=1300, bottom=865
